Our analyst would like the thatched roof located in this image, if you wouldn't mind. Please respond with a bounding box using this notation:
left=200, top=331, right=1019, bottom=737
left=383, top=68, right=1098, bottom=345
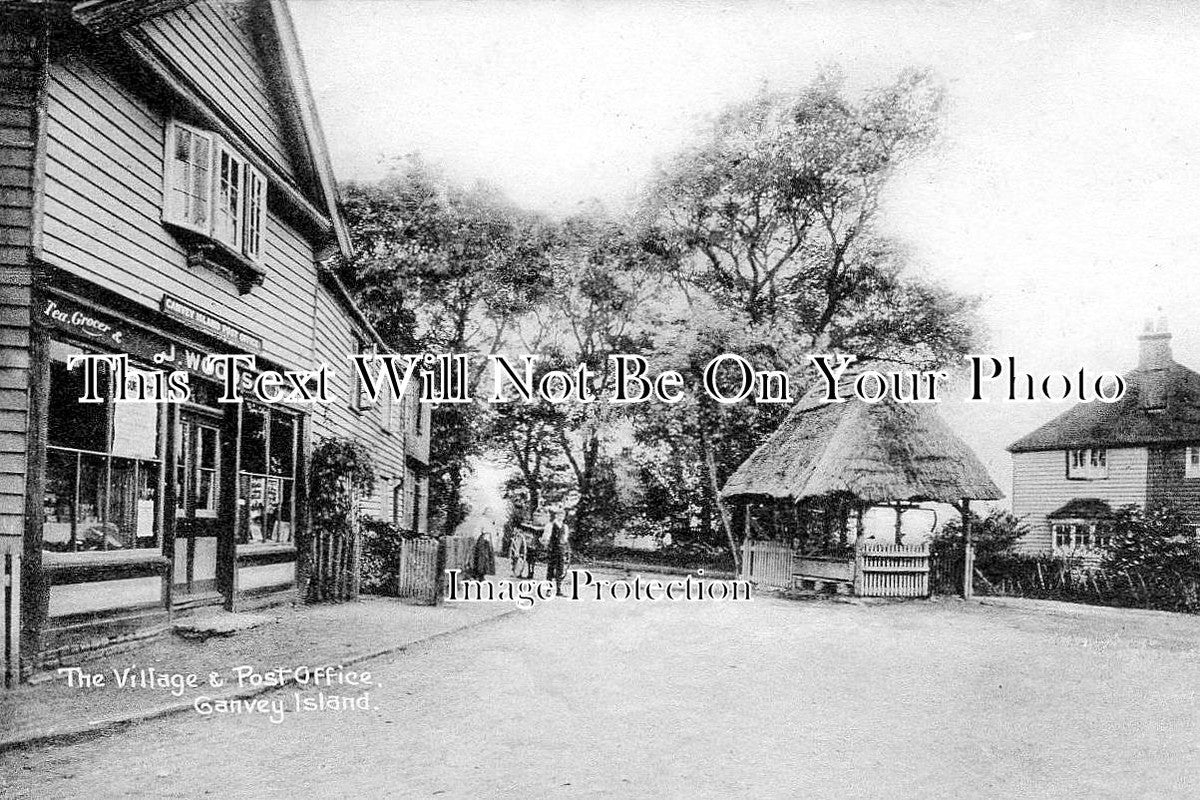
left=721, top=390, right=1003, bottom=506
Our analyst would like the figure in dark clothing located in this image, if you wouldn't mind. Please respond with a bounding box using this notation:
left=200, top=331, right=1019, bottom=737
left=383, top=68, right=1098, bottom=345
left=543, top=510, right=571, bottom=596
left=471, top=531, right=496, bottom=581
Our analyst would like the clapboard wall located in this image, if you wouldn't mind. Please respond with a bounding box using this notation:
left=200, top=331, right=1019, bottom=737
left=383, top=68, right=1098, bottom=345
left=1011, top=448, right=1148, bottom=553
left=40, top=49, right=318, bottom=372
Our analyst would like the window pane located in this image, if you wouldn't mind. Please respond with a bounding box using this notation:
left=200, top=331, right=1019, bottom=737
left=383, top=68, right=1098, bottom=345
left=191, top=136, right=209, bottom=227
left=48, top=344, right=108, bottom=452
left=239, top=474, right=266, bottom=543
left=112, top=389, right=159, bottom=461
left=43, top=449, right=77, bottom=550
left=110, top=457, right=158, bottom=548
left=240, top=404, right=267, bottom=475
left=269, top=414, right=294, bottom=477
left=77, top=453, right=114, bottom=550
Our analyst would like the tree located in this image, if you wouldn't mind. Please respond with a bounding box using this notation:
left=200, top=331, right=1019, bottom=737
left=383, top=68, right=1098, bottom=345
left=339, top=156, right=553, bottom=532
left=646, top=67, right=975, bottom=366
left=536, top=208, right=667, bottom=547
left=638, top=68, right=982, bottom=557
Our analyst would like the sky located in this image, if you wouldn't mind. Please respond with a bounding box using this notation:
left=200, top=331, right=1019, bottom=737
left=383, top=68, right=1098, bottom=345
left=290, top=0, right=1200, bottom=496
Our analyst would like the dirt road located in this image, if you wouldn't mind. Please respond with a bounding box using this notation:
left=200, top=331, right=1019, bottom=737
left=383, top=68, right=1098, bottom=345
left=3, top=588, right=1199, bottom=798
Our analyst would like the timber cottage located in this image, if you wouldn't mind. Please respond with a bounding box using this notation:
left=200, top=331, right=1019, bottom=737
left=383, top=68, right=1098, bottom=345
left=0, top=0, right=431, bottom=685
left=1009, top=320, right=1200, bottom=556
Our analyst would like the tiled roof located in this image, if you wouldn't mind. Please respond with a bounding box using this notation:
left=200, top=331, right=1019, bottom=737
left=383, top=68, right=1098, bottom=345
left=1008, top=362, right=1200, bottom=452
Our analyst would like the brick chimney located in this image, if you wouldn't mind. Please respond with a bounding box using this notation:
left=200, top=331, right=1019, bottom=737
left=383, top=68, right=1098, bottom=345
left=1137, top=316, right=1171, bottom=410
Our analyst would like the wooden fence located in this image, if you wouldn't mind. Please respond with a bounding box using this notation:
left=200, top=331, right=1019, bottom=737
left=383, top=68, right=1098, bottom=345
left=739, top=540, right=794, bottom=589
left=2, top=538, right=19, bottom=689
left=397, top=535, right=476, bottom=603
left=855, top=544, right=930, bottom=598
left=739, top=539, right=931, bottom=598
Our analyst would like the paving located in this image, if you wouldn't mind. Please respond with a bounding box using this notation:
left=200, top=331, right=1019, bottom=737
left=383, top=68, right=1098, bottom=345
left=3, top=583, right=1200, bottom=798
left=0, top=595, right=515, bottom=751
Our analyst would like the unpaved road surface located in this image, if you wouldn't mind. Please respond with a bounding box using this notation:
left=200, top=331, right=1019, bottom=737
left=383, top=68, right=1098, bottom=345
left=3, top=590, right=1199, bottom=798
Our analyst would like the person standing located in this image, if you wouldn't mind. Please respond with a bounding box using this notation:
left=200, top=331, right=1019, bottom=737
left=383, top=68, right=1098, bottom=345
left=509, top=526, right=529, bottom=579
left=543, top=509, right=571, bottom=596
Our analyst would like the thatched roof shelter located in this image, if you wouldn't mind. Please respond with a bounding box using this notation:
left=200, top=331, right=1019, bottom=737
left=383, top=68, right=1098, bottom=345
left=721, top=391, right=1003, bottom=506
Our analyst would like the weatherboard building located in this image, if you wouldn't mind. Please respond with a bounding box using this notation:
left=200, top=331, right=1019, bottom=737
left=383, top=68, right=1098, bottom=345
left=0, top=0, right=429, bottom=684
left=1009, top=320, right=1200, bottom=556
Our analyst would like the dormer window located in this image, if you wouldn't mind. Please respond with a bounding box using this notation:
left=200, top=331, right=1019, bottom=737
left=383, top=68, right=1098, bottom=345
left=163, top=121, right=267, bottom=292
left=1067, top=448, right=1108, bottom=480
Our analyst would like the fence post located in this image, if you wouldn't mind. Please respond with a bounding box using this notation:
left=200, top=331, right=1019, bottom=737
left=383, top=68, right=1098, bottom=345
left=3, top=542, right=19, bottom=689
left=961, top=498, right=974, bottom=600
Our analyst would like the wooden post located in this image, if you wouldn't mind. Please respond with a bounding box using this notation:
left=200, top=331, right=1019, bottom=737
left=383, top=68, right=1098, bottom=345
left=893, top=503, right=905, bottom=547
left=852, top=503, right=866, bottom=596
left=961, top=498, right=973, bottom=600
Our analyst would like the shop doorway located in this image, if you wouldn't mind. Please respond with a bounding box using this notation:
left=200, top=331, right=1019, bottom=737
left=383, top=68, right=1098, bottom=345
left=173, top=410, right=224, bottom=602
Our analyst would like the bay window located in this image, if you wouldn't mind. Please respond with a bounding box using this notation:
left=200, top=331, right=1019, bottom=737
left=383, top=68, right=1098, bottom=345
left=163, top=120, right=268, bottom=271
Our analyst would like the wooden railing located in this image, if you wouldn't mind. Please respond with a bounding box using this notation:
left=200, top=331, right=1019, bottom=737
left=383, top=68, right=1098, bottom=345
left=2, top=538, right=19, bottom=688
left=855, top=544, right=930, bottom=598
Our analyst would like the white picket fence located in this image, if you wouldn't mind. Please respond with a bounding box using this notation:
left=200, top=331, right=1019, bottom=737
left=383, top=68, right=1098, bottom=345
left=739, top=539, right=930, bottom=598
left=855, top=544, right=930, bottom=597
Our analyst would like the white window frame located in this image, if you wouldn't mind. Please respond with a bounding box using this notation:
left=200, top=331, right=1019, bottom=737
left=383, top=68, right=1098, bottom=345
left=1186, top=446, right=1200, bottom=479
left=212, top=141, right=245, bottom=251
left=1067, top=448, right=1108, bottom=480
left=164, top=120, right=270, bottom=270
left=242, top=164, right=267, bottom=265
left=163, top=121, right=213, bottom=235
left=1052, top=521, right=1112, bottom=553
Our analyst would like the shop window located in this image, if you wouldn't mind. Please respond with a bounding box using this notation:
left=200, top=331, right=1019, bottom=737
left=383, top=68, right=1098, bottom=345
left=43, top=341, right=162, bottom=552
left=237, top=404, right=297, bottom=546
left=1066, top=448, right=1107, bottom=480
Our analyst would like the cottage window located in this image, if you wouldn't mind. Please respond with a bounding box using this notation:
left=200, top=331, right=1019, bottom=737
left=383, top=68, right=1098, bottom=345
left=163, top=121, right=269, bottom=279
left=1052, top=521, right=1111, bottom=553
left=1186, top=446, right=1200, bottom=479
left=1067, top=448, right=1108, bottom=479
left=43, top=341, right=162, bottom=552
left=237, top=403, right=297, bottom=546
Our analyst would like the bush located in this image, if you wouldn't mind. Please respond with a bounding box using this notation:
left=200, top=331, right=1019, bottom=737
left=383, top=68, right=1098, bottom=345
left=1104, top=504, right=1200, bottom=578
left=933, top=507, right=1027, bottom=559
left=359, top=518, right=423, bottom=596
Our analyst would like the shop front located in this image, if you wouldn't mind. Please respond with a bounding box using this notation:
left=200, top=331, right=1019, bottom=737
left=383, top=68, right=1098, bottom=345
left=26, top=275, right=308, bottom=669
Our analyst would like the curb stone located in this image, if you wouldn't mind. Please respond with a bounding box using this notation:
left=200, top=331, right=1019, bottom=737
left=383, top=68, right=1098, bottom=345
left=0, top=606, right=520, bottom=754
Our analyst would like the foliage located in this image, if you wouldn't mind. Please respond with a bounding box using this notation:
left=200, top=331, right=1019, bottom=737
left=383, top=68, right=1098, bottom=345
left=309, top=437, right=376, bottom=539
left=644, top=68, right=976, bottom=366
left=578, top=542, right=735, bottom=574
left=933, top=507, right=1027, bottom=560
left=340, top=156, right=556, bottom=531
left=1103, top=504, right=1200, bottom=577
left=358, top=518, right=411, bottom=596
